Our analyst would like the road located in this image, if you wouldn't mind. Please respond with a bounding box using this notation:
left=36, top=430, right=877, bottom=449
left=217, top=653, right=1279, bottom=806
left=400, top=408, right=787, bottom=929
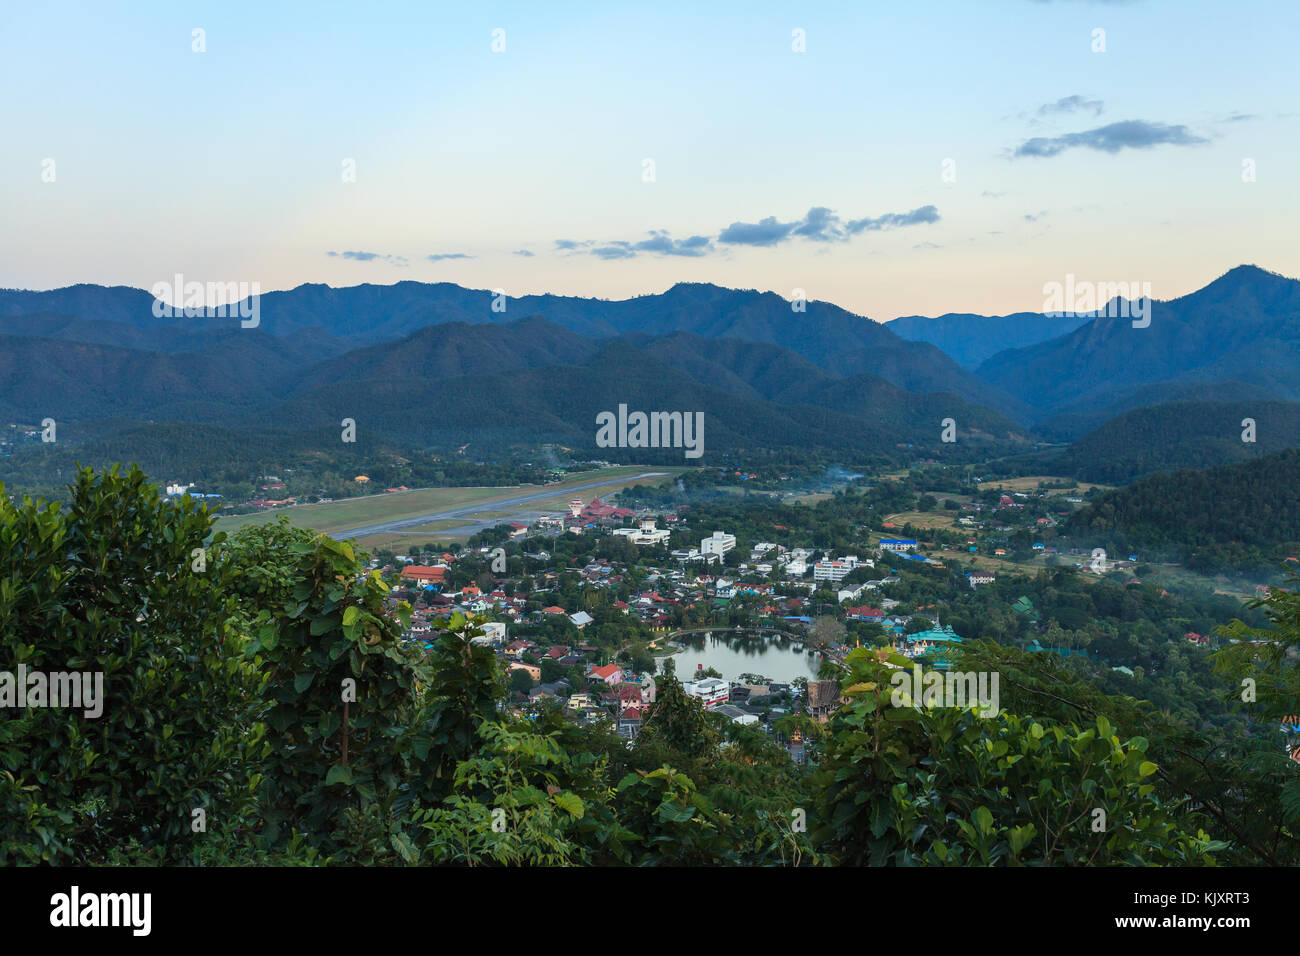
left=335, top=472, right=670, bottom=540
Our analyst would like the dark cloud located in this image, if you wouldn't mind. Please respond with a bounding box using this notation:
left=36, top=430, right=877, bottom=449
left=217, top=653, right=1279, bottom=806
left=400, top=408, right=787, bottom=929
left=791, top=206, right=844, bottom=241
left=1014, top=120, right=1208, bottom=157
left=580, top=232, right=714, bottom=260
left=720, top=205, right=939, bottom=246
left=1038, top=95, right=1104, bottom=117
left=327, top=250, right=408, bottom=265
left=846, top=205, right=940, bottom=233
left=718, top=215, right=798, bottom=247
left=631, top=231, right=713, bottom=257
left=560, top=204, right=939, bottom=261
left=591, top=242, right=636, bottom=260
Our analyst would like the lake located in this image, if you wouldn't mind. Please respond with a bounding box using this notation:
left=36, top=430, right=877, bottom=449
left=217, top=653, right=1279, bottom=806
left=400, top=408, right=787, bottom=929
left=667, top=632, right=820, bottom=684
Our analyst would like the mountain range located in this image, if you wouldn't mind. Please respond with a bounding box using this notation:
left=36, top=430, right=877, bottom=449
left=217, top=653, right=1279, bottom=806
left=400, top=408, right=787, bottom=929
left=1, top=264, right=1296, bottom=488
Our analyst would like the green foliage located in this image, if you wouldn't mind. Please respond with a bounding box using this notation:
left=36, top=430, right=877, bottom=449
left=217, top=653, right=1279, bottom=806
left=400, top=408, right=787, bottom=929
left=635, top=675, right=716, bottom=765
left=228, top=523, right=418, bottom=855
left=812, top=649, right=1227, bottom=865
left=0, top=465, right=267, bottom=864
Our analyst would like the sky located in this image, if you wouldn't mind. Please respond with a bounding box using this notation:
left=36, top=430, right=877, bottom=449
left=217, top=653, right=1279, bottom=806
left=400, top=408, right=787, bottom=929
left=1, top=0, right=1297, bottom=320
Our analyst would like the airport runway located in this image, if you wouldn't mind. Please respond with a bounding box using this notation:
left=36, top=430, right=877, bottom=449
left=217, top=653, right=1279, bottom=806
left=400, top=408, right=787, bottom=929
left=335, top=472, right=669, bottom=540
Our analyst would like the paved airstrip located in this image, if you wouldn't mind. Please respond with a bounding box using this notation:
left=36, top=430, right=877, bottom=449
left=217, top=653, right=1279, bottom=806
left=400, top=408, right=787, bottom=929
left=334, top=472, right=670, bottom=540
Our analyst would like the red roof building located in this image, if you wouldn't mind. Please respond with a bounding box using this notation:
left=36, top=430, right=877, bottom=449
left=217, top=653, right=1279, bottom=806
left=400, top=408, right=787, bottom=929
left=401, top=565, right=447, bottom=585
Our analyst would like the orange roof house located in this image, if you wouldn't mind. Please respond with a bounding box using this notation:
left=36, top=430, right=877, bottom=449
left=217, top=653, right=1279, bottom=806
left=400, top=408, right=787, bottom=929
left=401, top=565, right=446, bottom=585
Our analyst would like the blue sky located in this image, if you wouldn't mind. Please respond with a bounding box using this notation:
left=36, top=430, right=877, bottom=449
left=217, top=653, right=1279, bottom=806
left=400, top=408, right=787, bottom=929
left=2, top=0, right=1296, bottom=318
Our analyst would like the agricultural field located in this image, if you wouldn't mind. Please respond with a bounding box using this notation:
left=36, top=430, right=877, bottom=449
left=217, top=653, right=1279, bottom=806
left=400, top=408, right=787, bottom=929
left=976, top=476, right=1113, bottom=495
left=880, top=510, right=961, bottom=531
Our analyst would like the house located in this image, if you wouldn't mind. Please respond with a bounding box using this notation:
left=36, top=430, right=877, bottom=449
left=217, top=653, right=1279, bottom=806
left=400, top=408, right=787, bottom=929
left=846, top=605, right=884, bottom=622
left=588, top=663, right=625, bottom=687
left=569, top=611, right=594, bottom=630
left=806, top=680, right=844, bottom=723
left=509, top=662, right=541, bottom=682
left=967, top=571, right=996, bottom=588
left=618, top=706, right=644, bottom=740
left=470, top=621, right=507, bottom=646
left=714, top=703, right=759, bottom=725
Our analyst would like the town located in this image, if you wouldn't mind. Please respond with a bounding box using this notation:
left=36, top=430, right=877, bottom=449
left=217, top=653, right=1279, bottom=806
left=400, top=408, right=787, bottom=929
left=353, top=465, right=1266, bottom=765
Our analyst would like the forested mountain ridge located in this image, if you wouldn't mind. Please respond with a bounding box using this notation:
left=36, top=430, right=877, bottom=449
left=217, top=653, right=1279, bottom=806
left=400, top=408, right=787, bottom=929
left=1045, top=400, right=1300, bottom=483
left=976, top=265, right=1300, bottom=419
left=1067, top=447, right=1300, bottom=571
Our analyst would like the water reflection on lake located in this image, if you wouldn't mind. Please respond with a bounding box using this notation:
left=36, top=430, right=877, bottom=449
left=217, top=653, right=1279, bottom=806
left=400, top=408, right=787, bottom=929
left=667, top=632, right=820, bottom=684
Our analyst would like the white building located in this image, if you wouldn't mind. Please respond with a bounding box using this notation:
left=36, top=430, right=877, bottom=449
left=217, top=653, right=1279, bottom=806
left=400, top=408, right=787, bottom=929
left=683, top=677, right=731, bottom=710
left=612, top=519, right=672, bottom=546
left=814, top=560, right=853, bottom=583
left=879, top=539, right=918, bottom=553
left=471, top=621, right=507, bottom=646
left=700, top=531, right=736, bottom=558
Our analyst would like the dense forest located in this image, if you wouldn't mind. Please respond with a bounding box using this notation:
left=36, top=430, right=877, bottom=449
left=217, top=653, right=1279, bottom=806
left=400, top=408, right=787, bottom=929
left=1046, top=400, right=1300, bottom=483
left=1068, top=448, right=1300, bottom=572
